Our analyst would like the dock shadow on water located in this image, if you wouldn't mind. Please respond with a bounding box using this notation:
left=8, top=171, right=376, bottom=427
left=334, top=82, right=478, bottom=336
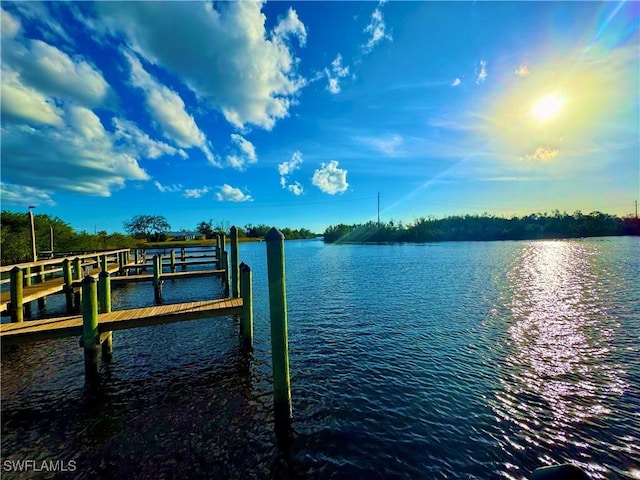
left=1, top=336, right=295, bottom=480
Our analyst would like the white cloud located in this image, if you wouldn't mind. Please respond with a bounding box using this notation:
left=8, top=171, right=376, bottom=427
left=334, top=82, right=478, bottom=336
left=98, top=2, right=306, bottom=130
left=216, top=184, right=253, bottom=202
left=1, top=8, right=20, bottom=38
left=226, top=133, right=257, bottom=170
left=125, top=51, right=218, bottom=165
left=273, top=8, right=307, bottom=47
left=1, top=70, right=63, bottom=126
left=358, top=134, right=403, bottom=156
left=0, top=183, right=56, bottom=207
left=327, top=77, right=340, bottom=94
left=515, top=65, right=530, bottom=77
left=362, top=3, right=392, bottom=54
left=113, top=118, right=188, bottom=160
left=451, top=78, right=461, bottom=87
left=183, top=186, right=210, bottom=199
left=2, top=109, right=150, bottom=197
left=154, top=181, right=182, bottom=193
left=526, top=147, right=559, bottom=161
left=287, top=181, right=304, bottom=196
left=3, top=35, right=108, bottom=107
left=476, top=60, right=488, bottom=84
left=325, top=53, right=350, bottom=94
left=278, top=150, right=303, bottom=177
left=10, top=3, right=75, bottom=45
left=312, top=160, right=349, bottom=195
left=278, top=150, right=305, bottom=193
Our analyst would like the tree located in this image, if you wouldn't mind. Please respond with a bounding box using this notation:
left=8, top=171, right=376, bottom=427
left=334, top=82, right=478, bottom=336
left=196, top=220, right=215, bottom=237
left=123, top=215, right=171, bottom=242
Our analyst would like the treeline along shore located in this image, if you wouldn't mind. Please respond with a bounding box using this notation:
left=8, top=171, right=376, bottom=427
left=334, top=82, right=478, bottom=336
left=0, top=211, right=316, bottom=265
left=323, top=211, right=640, bottom=244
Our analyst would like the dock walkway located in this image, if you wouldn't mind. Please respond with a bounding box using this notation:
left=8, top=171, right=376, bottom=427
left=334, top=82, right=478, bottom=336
left=0, top=265, right=120, bottom=314
left=0, top=298, right=243, bottom=346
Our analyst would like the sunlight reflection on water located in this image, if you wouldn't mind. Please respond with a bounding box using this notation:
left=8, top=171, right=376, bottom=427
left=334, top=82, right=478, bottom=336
left=494, top=240, right=634, bottom=478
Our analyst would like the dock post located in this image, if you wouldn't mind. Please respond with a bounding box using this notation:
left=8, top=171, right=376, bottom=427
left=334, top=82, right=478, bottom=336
left=170, top=249, right=176, bottom=273
left=62, top=259, right=73, bottom=313
left=36, top=265, right=46, bottom=309
left=223, top=250, right=230, bottom=297
left=23, top=266, right=32, bottom=318
left=220, top=234, right=226, bottom=273
left=98, top=271, right=113, bottom=362
left=181, top=247, right=186, bottom=271
left=82, top=276, right=100, bottom=387
left=230, top=226, right=239, bottom=298
left=9, top=267, right=24, bottom=323
left=215, top=234, right=221, bottom=269
left=37, top=264, right=45, bottom=283
left=100, top=255, right=107, bottom=272
left=134, top=248, right=139, bottom=266
left=73, top=257, right=82, bottom=310
left=265, top=227, right=292, bottom=434
left=118, top=252, right=124, bottom=275
left=240, top=262, right=253, bottom=351
left=153, top=254, right=163, bottom=303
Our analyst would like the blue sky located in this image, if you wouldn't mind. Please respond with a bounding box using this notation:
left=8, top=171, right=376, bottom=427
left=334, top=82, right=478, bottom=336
left=1, top=1, right=638, bottom=234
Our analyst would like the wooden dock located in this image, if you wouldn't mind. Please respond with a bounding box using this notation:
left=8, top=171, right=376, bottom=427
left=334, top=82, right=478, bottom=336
left=111, top=269, right=225, bottom=284
left=1, top=227, right=293, bottom=440
left=0, top=265, right=121, bottom=311
left=0, top=298, right=243, bottom=346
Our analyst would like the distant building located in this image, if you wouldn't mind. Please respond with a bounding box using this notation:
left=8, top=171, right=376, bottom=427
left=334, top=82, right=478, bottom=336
left=168, top=231, right=205, bottom=241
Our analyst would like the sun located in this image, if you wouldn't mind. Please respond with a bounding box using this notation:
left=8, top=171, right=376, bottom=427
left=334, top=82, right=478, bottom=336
left=531, top=93, right=566, bottom=121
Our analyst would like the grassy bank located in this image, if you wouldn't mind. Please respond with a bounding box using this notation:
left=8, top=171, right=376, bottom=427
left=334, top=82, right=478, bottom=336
left=141, top=237, right=263, bottom=248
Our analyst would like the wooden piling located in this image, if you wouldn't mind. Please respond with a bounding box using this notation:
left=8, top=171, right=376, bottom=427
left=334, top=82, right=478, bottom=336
left=62, top=258, right=73, bottom=313
left=153, top=254, right=163, bottom=303
left=100, top=254, right=107, bottom=272
left=181, top=247, right=186, bottom=262
left=73, top=257, right=82, bottom=311
left=265, top=227, right=292, bottom=431
left=9, top=267, right=24, bottom=323
left=134, top=248, right=139, bottom=265
left=36, top=265, right=46, bottom=309
left=23, top=266, right=32, bottom=318
left=118, top=252, right=124, bottom=275
left=240, top=262, right=253, bottom=351
left=215, top=234, right=221, bottom=269
left=98, top=271, right=113, bottom=361
left=220, top=234, right=226, bottom=272
left=82, top=276, right=99, bottom=387
left=223, top=251, right=230, bottom=297
left=170, top=249, right=176, bottom=273
left=29, top=209, right=37, bottom=262
left=230, top=226, right=239, bottom=298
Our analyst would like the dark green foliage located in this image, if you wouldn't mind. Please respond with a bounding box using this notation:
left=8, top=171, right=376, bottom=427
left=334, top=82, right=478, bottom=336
left=244, top=224, right=315, bottom=240
left=323, top=211, right=639, bottom=244
left=123, top=214, right=171, bottom=242
left=1, top=211, right=138, bottom=264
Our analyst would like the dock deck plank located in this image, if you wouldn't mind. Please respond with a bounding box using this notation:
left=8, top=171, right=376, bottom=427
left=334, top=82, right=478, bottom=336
left=111, top=270, right=225, bottom=284
left=0, top=298, right=242, bottom=346
left=1, top=265, right=123, bottom=314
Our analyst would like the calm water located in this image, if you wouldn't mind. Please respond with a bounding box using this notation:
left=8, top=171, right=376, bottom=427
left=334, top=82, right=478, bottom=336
left=1, top=237, right=639, bottom=479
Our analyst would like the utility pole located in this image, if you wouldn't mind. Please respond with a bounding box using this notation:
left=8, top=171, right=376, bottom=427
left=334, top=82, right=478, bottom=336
left=377, top=192, right=380, bottom=226
left=28, top=206, right=37, bottom=262
left=635, top=200, right=638, bottom=219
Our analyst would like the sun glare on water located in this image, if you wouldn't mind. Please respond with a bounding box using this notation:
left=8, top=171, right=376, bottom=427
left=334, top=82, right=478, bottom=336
left=531, top=93, right=566, bottom=121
